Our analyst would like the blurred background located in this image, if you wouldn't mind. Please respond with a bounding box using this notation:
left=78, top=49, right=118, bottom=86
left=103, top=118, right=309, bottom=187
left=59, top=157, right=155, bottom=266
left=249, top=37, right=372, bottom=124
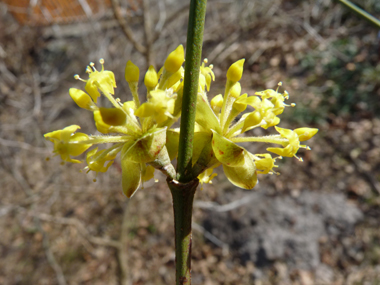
left=0, top=0, right=379, bottom=284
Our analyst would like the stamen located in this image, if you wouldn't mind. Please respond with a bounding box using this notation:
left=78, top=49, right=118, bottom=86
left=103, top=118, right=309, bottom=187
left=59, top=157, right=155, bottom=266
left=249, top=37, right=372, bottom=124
left=89, top=62, right=97, bottom=72
left=204, top=58, right=208, bottom=64
left=278, top=81, right=283, bottom=86
left=99, top=58, right=105, bottom=71
left=74, top=74, right=87, bottom=82
left=93, top=178, right=97, bottom=182
left=294, top=155, right=303, bottom=162
left=291, top=103, right=296, bottom=107
left=209, top=64, right=213, bottom=69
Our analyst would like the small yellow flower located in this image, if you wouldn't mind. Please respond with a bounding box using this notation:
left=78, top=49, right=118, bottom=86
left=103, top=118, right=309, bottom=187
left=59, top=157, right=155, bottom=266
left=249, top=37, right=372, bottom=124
left=44, top=125, right=92, bottom=163
left=135, top=90, right=176, bottom=124
left=81, top=59, right=116, bottom=103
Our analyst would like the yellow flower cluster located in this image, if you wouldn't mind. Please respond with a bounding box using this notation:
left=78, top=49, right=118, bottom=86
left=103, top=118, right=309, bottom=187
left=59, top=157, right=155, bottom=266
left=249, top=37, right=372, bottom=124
left=45, top=46, right=185, bottom=197
left=192, top=59, right=318, bottom=188
left=44, top=45, right=317, bottom=197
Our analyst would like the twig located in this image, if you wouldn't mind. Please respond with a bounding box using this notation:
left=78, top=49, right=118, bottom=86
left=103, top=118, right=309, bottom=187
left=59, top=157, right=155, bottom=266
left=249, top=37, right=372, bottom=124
left=117, top=201, right=132, bottom=285
left=34, top=213, right=121, bottom=248
left=142, top=0, right=154, bottom=67
left=192, top=222, right=229, bottom=255
left=0, top=137, right=47, bottom=153
left=152, top=3, right=190, bottom=43
left=34, top=217, right=68, bottom=285
left=111, top=0, right=147, bottom=55
left=338, top=0, right=380, bottom=29
left=194, top=194, right=256, bottom=212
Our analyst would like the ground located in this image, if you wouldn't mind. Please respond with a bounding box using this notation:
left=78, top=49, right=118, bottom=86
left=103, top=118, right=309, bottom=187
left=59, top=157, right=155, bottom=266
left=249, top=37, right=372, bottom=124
left=0, top=0, right=380, bottom=284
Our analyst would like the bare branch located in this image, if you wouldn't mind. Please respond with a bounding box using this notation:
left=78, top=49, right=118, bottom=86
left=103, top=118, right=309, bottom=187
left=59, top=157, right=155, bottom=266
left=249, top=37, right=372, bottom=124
left=111, top=0, right=147, bottom=55
left=34, top=213, right=122, bottom=249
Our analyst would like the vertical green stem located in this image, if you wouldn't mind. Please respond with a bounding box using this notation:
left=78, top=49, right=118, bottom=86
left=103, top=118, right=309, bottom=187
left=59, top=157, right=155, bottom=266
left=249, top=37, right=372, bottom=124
left=168, top=179, right=199, bottom=285
left=338, top=0, right=380, bottom=28
left=167, top=1, right=207, bottom=284
left=176, top=0, right=207, bottom=182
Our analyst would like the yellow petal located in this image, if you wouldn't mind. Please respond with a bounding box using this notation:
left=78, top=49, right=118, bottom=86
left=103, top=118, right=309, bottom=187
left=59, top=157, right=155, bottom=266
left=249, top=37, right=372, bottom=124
left=85, top=81, right=101, bottom=103
left=211, top=130, right=245, bottom=167
left=93, top=110, right=111, bottom=134
left=121, top=160, right=141, bottom=198
left=222, top=151, right=257, bottom=189
left=98, top=107, right=126, bottom=126
left=67, top=133, right=92, bottom=156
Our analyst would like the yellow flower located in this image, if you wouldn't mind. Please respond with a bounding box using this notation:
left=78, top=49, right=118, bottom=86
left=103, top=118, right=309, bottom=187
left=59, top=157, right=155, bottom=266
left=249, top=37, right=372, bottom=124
left=135, top=90, right=176, bottom=124
left=81, top=59, right=116, bottom=103
left=44, top=125, right=92, bottom=163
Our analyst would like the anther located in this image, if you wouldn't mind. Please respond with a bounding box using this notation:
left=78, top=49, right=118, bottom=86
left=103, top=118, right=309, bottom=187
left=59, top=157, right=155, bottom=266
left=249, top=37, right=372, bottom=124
left=291, top=103, right=296, bottom=107
left=278, top=82, right=283, bottom=86
left=93, top=178, right=97, bottom=182
left=99, top=58, right=104, bottom=64
left=204, top=58, right=208, bottom=63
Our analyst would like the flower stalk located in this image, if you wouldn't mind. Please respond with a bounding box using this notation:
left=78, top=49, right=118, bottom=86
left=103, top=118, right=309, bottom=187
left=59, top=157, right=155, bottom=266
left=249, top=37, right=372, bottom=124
left=176, top=0, right=207, bottom=183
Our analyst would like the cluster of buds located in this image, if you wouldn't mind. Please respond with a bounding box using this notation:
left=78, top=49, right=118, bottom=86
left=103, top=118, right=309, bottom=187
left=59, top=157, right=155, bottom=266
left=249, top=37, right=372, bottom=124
left=44, top=45, right=317, bottom=197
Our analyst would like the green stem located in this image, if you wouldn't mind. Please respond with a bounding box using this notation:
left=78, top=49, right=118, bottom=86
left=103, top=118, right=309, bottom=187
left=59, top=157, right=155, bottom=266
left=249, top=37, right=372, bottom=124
left=338, top=0, right=380, bottom=28
left=176, top=0, right=207, bottom=183
left=167, top=178, right=199, bottom=285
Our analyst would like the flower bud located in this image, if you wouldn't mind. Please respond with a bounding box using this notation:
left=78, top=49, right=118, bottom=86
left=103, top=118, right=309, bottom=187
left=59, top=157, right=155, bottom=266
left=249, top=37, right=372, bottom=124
left=69, top=88, right=94, bottom=110
left=164, top=45, right=184, bottom=73
left=125, top=60, right=140, bottom=83
left=226, top=59, right=245, bottom=83
left=211, top=94, right=223, bottom=114
left=243, top=111, right=262, bottom=131
left=144, top=65, right=158, bottom=89
left=230, top=82, right=241, bottom=98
